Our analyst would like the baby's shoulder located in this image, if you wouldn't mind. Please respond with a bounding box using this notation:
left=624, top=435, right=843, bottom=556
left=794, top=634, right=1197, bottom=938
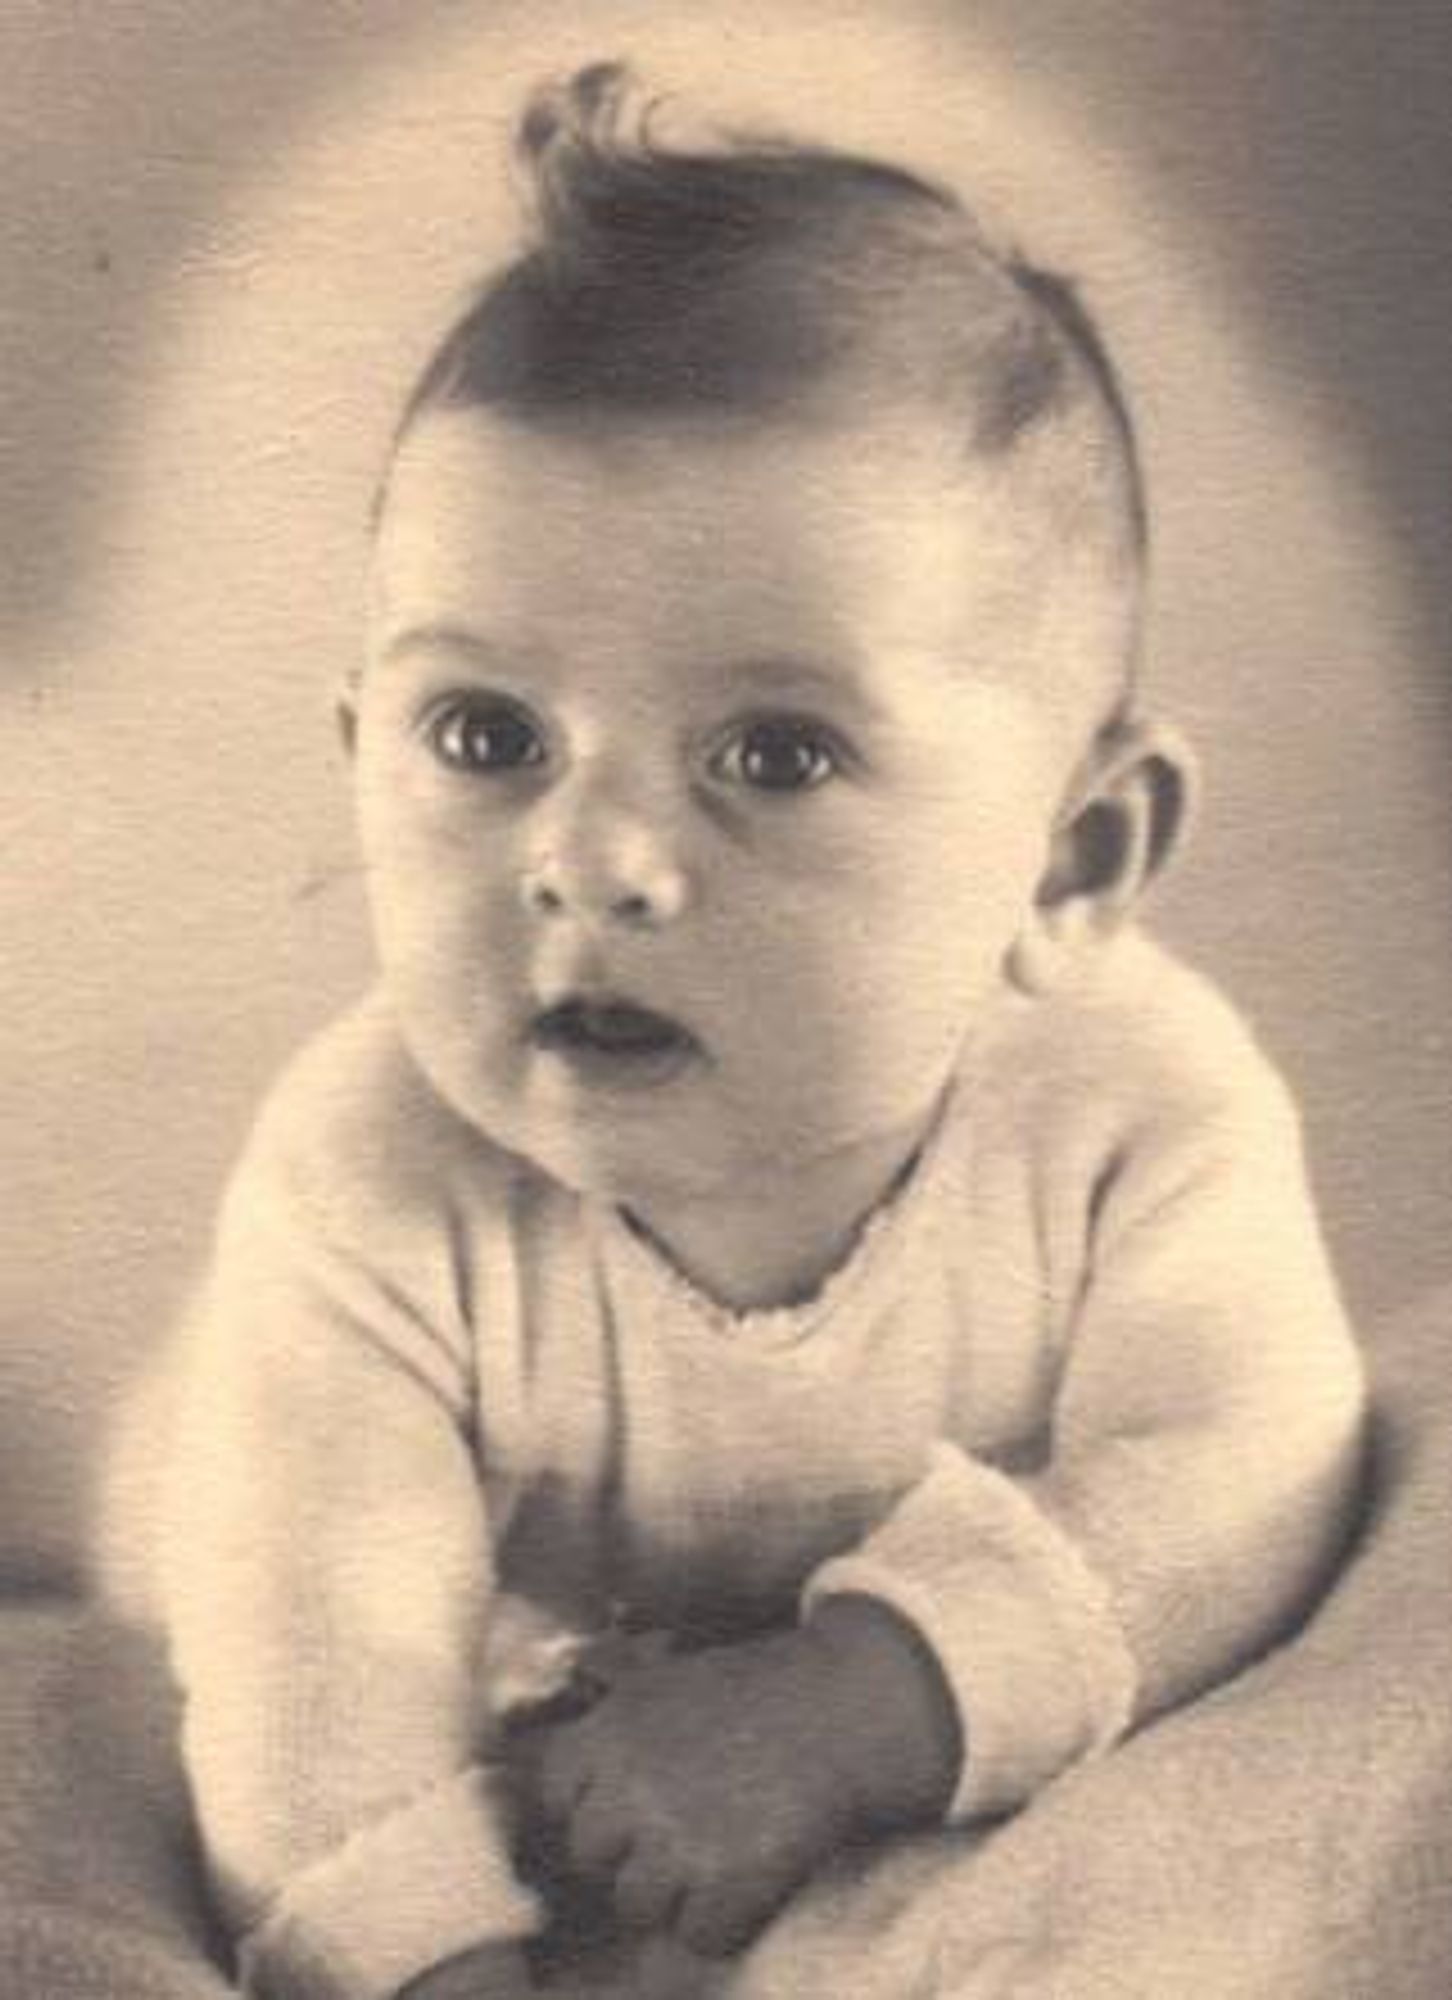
left=238, top=990, right=531, bottom=1238
left=984, top=931, right=1299, bottom=1149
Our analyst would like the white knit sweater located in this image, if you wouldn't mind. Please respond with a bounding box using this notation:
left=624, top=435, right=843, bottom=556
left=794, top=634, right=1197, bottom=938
left=148, top=932, right=1364, bottom=2000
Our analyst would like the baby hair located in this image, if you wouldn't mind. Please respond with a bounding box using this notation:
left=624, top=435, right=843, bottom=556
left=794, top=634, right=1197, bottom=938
left=391, top=62, right=1145, bottom=565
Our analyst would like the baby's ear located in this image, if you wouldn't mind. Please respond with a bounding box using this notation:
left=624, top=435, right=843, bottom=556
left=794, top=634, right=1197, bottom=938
left=1007, top=717, right=1198, bottom=996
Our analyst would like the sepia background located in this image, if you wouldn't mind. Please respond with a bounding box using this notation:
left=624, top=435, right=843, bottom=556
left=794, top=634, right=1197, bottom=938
left=2, top=0, right=1448, bottom=1582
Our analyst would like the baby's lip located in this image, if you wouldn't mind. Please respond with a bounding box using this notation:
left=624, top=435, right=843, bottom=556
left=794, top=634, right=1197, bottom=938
left=529, top=993, right=699, bottom=1058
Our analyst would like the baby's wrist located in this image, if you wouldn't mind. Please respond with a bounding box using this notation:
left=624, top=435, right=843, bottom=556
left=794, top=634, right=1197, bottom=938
left=804, top=1594, right=961, bottom=1830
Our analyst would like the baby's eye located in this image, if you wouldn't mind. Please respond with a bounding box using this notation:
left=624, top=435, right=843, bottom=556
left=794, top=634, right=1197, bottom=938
left=710, top=716, right=842, bottom=794
left=426, top=695, right=546, bottom=774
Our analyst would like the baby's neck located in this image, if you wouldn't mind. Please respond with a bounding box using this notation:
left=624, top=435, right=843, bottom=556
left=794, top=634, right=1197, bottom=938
left=619, top=1116, right=933, bottom=1316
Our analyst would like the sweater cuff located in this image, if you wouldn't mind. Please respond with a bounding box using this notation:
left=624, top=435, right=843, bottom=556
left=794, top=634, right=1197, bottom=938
left=237, top=1765, right=541, bottom=2000
left=803, top=1444, right=1136, bottom=1821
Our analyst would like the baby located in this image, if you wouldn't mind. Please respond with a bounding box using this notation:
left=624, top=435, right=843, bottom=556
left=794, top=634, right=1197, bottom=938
left=138, top=61, right=1366, bottom=2000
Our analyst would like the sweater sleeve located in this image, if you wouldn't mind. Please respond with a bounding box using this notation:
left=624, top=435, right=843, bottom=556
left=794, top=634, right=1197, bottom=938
left=805, top=1022, right=1366, bottom=1823
left=158, top=1067, right=541, bottom=1999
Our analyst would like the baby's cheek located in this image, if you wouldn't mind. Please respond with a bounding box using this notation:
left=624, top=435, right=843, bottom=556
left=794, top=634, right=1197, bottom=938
left=367, top=841, right=485, bottom=980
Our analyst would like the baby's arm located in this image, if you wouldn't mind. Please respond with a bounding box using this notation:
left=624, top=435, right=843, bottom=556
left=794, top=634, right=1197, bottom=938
left=807, top=1051, right=1366, bottom=1820
left=535, top=1038, right=1364, bottom=1951
left=160, top=1111, right=536, bottom=1998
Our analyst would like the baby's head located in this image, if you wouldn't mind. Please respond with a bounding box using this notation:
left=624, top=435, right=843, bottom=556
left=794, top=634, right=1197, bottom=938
left=351, top=65, right=1192, bottom=1237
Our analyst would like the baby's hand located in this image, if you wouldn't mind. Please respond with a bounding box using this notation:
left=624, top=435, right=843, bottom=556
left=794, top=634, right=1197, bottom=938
left=396, top=1941, right=529, bottom=1999
left=528, top=1598, right=959, bottom=1959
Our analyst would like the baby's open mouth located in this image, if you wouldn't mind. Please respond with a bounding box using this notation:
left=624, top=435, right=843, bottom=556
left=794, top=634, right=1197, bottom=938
left=530, top=996, right=698, bottom=1075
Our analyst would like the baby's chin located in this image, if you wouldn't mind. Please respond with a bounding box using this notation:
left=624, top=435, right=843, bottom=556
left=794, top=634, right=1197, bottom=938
left=450, top=1086, right=870, bottom=1220
left=401, top=1009, right=957, bottom=1207
left=410, top=1051, right=735, bottom=1201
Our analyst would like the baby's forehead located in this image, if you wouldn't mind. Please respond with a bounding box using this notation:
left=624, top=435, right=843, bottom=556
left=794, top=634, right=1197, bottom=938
left=381, top=394, right=1106, bottom=551
left=376, top=401, right=1082, bottom=611
left=372, top=405, right=1129, bottom=749
left=386, top=399, right=1129, bottom=643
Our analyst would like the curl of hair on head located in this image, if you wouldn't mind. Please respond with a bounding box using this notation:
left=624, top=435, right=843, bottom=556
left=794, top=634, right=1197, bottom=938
left=393, top=62, right=1146, bottom=565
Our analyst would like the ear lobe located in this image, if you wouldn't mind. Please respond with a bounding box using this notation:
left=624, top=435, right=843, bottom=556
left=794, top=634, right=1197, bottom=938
left=1008, top=719, right=1198, bottom=995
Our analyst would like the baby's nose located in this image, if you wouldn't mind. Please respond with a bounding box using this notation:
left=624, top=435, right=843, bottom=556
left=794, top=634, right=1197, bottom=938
left=520, top=789, right=692, bottom=930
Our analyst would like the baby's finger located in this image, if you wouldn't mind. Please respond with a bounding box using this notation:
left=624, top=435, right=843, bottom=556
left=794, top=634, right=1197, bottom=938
left=566, top=1792, right=634, bottom=1877
left=674, top=1878, right=778, bottom=1961
left=612, top=1843, right=685, bottom=1934
left=534, top=1727, right=594, bottom=1823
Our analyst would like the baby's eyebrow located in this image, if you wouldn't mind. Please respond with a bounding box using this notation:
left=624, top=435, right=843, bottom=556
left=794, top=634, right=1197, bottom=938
left=377, top=623, right=587, bottom=695
left=379, top=622, right=518, bottom=672
left=378, top=626, right=889, bottom=723
left=716, top=654, right=889, bottom=723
